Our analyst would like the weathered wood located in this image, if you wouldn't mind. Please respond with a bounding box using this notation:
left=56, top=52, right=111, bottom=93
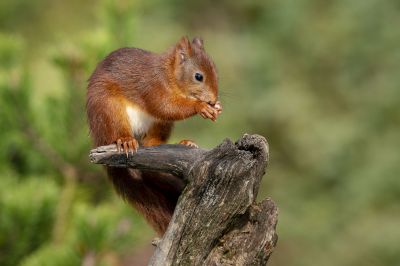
left=89, top=134, right=278, bottom=266
left=90, top=144, right=206, bottom=179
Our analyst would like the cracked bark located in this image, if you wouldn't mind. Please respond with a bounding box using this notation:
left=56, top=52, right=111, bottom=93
left=89, top=134, right=278, bottom=266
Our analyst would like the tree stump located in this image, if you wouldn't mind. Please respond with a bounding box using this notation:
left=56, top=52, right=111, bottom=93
left=89, top=134, right=278, bottom=265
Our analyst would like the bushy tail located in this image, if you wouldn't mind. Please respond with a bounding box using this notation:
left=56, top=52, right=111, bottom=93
left=106, top=167, right=184, bottom=235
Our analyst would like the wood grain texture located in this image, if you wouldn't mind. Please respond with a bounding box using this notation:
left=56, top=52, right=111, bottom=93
left=89, top=134, right=278, bottom=265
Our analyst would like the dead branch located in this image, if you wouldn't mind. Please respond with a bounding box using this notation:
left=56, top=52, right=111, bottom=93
left=89, top=134, right=278, bottom=266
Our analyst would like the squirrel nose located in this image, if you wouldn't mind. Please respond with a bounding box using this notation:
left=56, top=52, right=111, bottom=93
left=207, top=100, right=217, bottom=106
left=207, top=95, right=218, bottom=106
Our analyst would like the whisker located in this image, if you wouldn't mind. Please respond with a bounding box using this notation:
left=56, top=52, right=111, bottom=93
left=218, top=90, right=239, bottom=102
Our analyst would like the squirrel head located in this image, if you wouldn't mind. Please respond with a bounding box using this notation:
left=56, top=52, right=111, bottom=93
left=172, top=36, right=218, bottom=105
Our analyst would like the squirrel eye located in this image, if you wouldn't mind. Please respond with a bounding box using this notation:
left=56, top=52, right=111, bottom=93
left=195, top=73, right=203, bottom=82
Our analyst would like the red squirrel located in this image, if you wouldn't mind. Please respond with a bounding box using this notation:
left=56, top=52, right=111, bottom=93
left=86, top=36, right=221, bottom=235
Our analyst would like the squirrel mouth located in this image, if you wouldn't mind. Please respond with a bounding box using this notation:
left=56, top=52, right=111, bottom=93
left=189, top=94, right=216, bottom=106
left=189, top=95, right=204, bottom=102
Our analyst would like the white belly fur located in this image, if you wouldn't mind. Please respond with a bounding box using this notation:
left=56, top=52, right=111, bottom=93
left=126, top=105, right=155, bottom=138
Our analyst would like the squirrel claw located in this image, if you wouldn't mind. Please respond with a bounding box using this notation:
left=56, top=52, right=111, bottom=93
left=116, top=137, right=139, bottom=157
left=116, top=139, right=122, bottom=153
left=179, top=139, right=199, bottom=148
left=198, top=102, right=219, bottom=121
left=123, top=142, right=129, bottom=158
left=127, top=140, right=137, bottom=155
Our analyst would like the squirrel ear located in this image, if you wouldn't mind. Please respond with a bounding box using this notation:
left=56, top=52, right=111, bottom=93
left=192, top=37, right=204, bottom=49
left=175, top=36, right=192, bottom=64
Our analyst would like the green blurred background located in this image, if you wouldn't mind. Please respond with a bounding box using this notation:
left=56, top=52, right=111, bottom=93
left=1, top=0, right=399, bottom=265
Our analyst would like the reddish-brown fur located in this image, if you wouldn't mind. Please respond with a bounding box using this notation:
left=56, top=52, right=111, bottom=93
left=86, top=37, right=220, bottom=235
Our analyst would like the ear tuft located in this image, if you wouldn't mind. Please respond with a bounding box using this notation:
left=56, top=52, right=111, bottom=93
left=175, top=36, right=192, bottom=63
left=192, top=37, right=204, bottom=49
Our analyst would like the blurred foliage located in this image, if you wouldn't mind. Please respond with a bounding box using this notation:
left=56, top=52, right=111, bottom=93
left=0, top=0, right=399, bottom=265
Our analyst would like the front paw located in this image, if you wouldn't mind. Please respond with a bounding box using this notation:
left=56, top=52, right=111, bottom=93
left=116, top=137, right=139, bottom=157
left=179, top=139, right=199, bottom=148
left=196, top=102, right=220, bottom=121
